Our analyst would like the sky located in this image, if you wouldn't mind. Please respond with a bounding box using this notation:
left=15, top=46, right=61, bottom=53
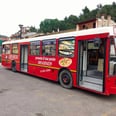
left=0, top=0, right=115, bottom=37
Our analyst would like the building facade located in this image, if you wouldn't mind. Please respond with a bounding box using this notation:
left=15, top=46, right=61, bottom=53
left=76, top=15, right=116, bottom=31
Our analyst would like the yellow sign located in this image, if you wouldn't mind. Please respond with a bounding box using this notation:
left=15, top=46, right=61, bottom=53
left=59, top=58, right=72, bottom=67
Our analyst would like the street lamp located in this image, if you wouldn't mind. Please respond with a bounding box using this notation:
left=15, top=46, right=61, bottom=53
left=19, top=24, right=23, bottom=39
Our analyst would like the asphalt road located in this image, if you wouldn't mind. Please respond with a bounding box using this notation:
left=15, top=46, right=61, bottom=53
left=0, top=64, right=116, bottom=116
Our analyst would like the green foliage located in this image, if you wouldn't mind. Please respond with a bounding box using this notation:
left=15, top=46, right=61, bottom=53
left=30, top=26, right=38, bottom=32
left=64, top=15, right=79, bottom=28
left=79, top=7, right=89, bottom=22
left=40, top=19, right=59, bottom=33
left=98, top=3, right=116, bottom=22
left=40, top=15, right=79, bottom=33
left=38, top=2, right=116, bottom=34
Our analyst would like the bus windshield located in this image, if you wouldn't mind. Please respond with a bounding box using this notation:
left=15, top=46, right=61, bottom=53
left=109, top=38, right=116, bottom=76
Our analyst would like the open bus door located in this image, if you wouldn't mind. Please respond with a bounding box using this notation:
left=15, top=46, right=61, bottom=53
left=78, top=38, right=106, bottom=92
left=20, top=45, right=28, bottom=72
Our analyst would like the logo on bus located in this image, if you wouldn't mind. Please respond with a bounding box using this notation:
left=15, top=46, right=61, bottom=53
left=59, top=58, right=72, bottom=67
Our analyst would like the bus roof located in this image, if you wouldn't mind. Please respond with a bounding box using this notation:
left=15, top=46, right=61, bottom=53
left=2, top=26, right=116, bottom=45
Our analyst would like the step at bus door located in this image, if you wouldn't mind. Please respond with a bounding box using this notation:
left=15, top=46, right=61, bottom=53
left=20, top=45, right=28, bottom=72
left=78, top=39, right=105, bottom=92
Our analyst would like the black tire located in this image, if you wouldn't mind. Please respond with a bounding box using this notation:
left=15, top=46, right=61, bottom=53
left=11, top=61, right=16, bottom=72
left=59, top=70, right=73, bottom=89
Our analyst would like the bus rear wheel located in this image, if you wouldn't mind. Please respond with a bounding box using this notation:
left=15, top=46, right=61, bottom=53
left=59, top=70, right=72, bottom=89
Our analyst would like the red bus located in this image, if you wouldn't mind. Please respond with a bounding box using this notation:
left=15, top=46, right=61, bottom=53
left=2, top=26, right=116, bottom=95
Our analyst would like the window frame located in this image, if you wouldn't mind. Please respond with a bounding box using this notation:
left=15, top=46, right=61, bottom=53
left=42, top=39, right=56, bottom=56
left=30, top=41, right=40, bottom=56
left=12, top=43, right=18, bottom=54
left=109, top=38, right=116, bottom=76
left=58, top=37, right=75, bottom=58
left=3, top=44, right=11, bottom=54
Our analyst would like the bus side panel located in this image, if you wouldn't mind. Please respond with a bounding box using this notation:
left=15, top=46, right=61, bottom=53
left=71, top=73, right=77, bottom=87
left=28, top=65, right=58, bottom=81
left=2, top=54, right=12, bottom=69
left=106, top=78, right=116, bottom=95
left=28, top=56, right=59, bottom=81
left=16, top=61, right=20, bottom=71
left=28, top=55, right=78, bottom=83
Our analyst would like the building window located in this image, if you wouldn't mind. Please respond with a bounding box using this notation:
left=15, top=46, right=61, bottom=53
left=42, top=39, right=56, bottom=56
left=83, top=25, right=86, bottom=29
left=30, top=41, right=40, bottom=56
left=59, top=38, right=75, bottom=57
left=93, top=22, right=96, bottom=28
left=12, top=44, right=18, bottom=54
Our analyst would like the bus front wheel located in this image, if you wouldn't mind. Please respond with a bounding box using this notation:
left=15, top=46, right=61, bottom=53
left=59, top=70, right=73, bottom=89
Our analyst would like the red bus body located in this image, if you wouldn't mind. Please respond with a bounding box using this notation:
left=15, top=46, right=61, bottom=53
left=2, top=26, right=116, bottom=95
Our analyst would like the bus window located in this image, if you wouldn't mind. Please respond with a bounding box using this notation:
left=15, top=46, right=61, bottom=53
left=109, top=38, right=116, bottom=75
left=3, top=44, right=10, bottom=54
left=12, top=43, right=18, bottom=54
left=30, top=41, right=40, bottom=56
left=2, top=45, right=5, bottom=54
left=59, top=38, right=75, bottom=57
left=42, top=39, right=56, bottom=56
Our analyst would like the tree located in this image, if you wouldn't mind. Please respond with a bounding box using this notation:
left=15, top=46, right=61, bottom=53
left=67, top=15, right=79, bottom=27
left=50, top=19, right=60, bottom=32
left=112, top=2, right=116, bottom=6
left=40, top=19, right=60, bottom=33
left=97, top=4, right=102, bottom=10
left=39, top=2, right=116, bottom=34
left=82, top=6, right=90, bottom=14
left=30, top=26, right=38, bottom=32
left=63, top=15, right=79, bottom=29
left=79, top=6, right=91, bottom=22
left=97, top=3, right=116, bottom=21
left=40, top=19, right=52, bottom=33
left=59, top=20, right=67, bottom=31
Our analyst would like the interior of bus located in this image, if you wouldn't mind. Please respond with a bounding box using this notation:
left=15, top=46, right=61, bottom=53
left=78, top=38, right=105, bottom=92
left=78, top=37, right=116, bottom=92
